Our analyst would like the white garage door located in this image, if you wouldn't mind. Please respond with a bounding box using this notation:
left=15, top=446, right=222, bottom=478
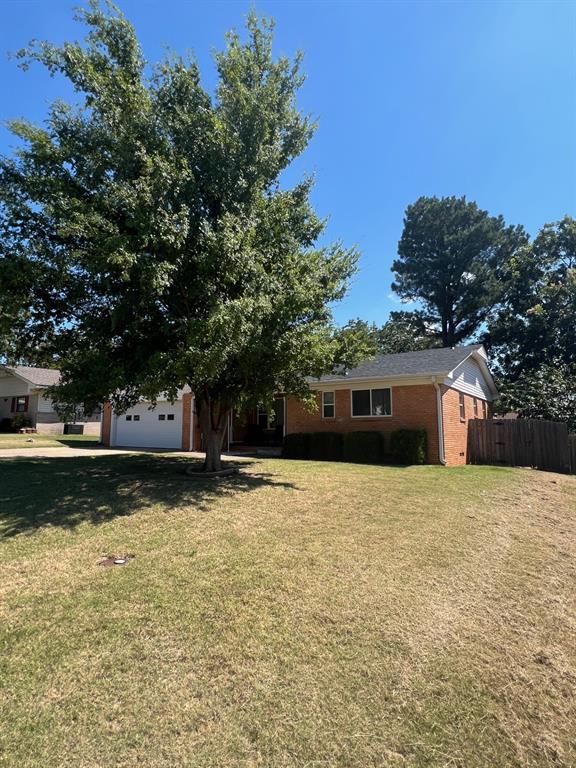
left=114, top=401, right=183, bottom=449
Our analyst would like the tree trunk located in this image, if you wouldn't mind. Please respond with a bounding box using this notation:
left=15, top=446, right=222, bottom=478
left=197, top=397, right=230, bottom=473
left=441, top=314, right=449, bottom=347
left=447, top=314, right=455, bottom=347
left=203, top=426, right=224, bottom=472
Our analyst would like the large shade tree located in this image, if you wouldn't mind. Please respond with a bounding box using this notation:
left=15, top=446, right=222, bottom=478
left=392, top=196, right=527, bottom=347
left=0, top=1, right=357, bottom=471
left=488, top=216, right=576, bottom=427
left=487, top=215, right=576, bottom=376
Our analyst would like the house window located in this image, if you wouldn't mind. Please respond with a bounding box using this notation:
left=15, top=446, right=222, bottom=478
left=13, top=396, right=28, bottom=413
left=133, top=415, right=140, bottom=422
left=351, top=388, right=392, bottom=417
left=473, top=397, right=478, bottom=418
left=167, top=414, right=175, bottom=421
left=459, top=393, right=466, bottom=422
left=482, top=400, right=487, bottom=419
left=126, top=415, right=132, bottom=421
left=322, top=391, right=335, bottom=419
left=158, top=414, right=165, bottom=421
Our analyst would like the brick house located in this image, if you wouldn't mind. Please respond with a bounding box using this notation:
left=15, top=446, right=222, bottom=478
left=285, top=344, right=497, bottom=465
left=101, top=344, right=497, bottom=466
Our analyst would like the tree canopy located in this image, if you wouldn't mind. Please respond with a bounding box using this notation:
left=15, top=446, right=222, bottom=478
left=375, top=311, right=439, bottom=354
left=0, top=1, right=357, bottom=470
left=392, top=196, right=527, bottom=347
left=486, top=215, right=576, bottom=376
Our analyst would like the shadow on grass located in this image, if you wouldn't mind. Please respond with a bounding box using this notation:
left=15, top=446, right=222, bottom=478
left=54, top=437, right=101, bottom=448
left=0, top=453, right=297, bottom=538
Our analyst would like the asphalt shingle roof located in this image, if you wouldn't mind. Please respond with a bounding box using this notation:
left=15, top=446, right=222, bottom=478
left=314, top=345, right=483, bottom=383
left=8, top=366, right=61, bottom=387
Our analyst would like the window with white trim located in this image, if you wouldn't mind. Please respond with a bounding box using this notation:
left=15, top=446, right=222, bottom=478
left=473, top=397, right=478, bottom=418
left=351, top=388, right=391, bottom=417
left=322, top=391, right=335, bottom=419
left=459, top=393, right=466, bottom=422
left=13, top=396, right=28, bottom=413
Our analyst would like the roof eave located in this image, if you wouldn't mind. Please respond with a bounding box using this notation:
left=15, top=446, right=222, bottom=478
left=310, top=371, right=451, bottom=387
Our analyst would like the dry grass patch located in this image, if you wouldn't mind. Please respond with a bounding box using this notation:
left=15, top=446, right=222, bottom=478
left=0, top=455, right=575, bottom=767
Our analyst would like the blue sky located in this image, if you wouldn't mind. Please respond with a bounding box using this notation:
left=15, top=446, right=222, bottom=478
left=1, top=0, right=574, bottom=326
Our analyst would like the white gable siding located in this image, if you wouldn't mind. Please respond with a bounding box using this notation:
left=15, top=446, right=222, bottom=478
left=0, top=374, right=31, bottom=397
left=444, top=357, right=493, bottom=401
left=37, top=394, right=56, bottom=413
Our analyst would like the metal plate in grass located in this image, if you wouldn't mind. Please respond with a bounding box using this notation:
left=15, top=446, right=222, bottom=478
left=98, top=554, right=135, bottom=567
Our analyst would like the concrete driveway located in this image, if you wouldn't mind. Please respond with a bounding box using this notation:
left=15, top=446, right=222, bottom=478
left=0, top=446, right=208, bottom=460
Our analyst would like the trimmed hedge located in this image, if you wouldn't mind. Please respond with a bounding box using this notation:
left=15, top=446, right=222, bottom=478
left=390, top=428, right=427, bottom=465
left=343, top=431, right=386, bottom=464
left=283, top=429, right=428, bottom=465
left=309, top=431, right=344, bottom=462
left=282, top=432, right=311, bottom=459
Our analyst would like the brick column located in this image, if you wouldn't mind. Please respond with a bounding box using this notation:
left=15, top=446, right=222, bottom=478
left=101, top=402, right=112, bottom=446
left=181, top=393, right=192, bottom=451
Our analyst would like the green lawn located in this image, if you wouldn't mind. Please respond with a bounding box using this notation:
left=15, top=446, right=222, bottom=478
left=0, top=433, right=100, bottom=450
left=1, top=456, right=575, bottom=767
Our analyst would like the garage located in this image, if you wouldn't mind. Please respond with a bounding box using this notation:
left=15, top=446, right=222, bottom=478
left=112, top=400, right=183, bottom=449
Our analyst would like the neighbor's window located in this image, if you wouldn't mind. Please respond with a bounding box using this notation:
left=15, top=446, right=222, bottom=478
left=459, top=393, right=466, bottom=422
left=473, top=397, right=478, bottom=418
left=14, top=396, right=28, bottom=413
left=322, top=391, right=335, bottom=419
left=167, top=414, right=175, bottom=421
left=351, top=388, right=392, bottom=417
left=133, top=415, right=140, bottom=422
left=158, top=414, right=165, bottom=421
left=482, top=400, right=488, bottom=419
left=126, top=415, right=132, bottom=421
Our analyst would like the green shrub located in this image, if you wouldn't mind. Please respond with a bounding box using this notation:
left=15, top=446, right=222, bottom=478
left=343, top=431, right=386, bottom=464
left=10, top=415, right=33, bottom=432
left=282, top=432, right=311, bottom=460
left=390, top=429, right=428, bottom=465
left=309, top=431, right=344, bottom=462
left=0, top=417, right=13, bottom=433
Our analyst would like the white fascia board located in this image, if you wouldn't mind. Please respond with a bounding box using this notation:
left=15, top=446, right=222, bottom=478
left=308, top=374, right=449, bottom=392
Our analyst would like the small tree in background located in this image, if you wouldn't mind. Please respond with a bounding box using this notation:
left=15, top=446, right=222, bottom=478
left=333, top=319, right=379, bottom=365
left=0, top=2, right=357, bottom=471
left=375, top=310, right=439, bottom=354
left=336, top=312, right=439, bottom=359
left=393, top=196, right=527, bottom=347
left=496, top=363, right=576, bottom=432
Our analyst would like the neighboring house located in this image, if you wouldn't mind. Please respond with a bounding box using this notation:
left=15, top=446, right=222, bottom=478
left=101, top=344, right=497, bottom=465
left=0, top=365, right=101, bottom=435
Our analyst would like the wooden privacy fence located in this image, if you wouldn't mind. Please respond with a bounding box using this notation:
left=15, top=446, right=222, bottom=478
left=468, top=419, right=572, bottom=474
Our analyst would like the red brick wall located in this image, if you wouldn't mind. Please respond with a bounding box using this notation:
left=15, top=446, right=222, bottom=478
left=441, top=387, right=490, bottom=465
left=181, top=393, right=192, bottom=451
left=101, top=402, right=112, bottom=447
left=286, top=384, right=440, bottom=464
